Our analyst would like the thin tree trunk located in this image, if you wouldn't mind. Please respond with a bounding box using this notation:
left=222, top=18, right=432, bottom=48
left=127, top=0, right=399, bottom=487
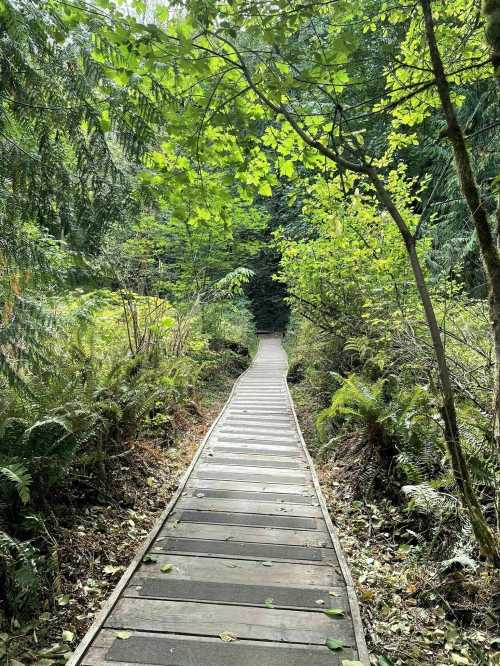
left=369, top=169, right=500, bottom=566
left=420, top=0, right=500, bottom=564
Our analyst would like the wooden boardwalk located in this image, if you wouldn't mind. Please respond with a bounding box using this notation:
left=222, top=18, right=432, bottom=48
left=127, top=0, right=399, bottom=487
left=70, top=335, right=368, bottom=666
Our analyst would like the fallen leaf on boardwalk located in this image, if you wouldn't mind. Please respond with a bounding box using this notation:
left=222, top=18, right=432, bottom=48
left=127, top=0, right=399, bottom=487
left=261, top=561, right=273, bottom=566
left=115, top=631, right=131, bottom=640
left=325, top=638, right=344, bottom=651
left=61, top=630, right=74, bottom=642
left=328, top=590, right=339, bottom=597
left=342, top=661, right=364, bottom=666
left=224, top=562, right=237, bottom=568
left=324, top=608, right=345, bottom=617
left=264, top=597, right=274, bottom=608
left=160, top=563, right=173, bottom=573
left=196, top=493, right=205, bottom=498
left=142, top=555, right=157, bottom=564
left=219, top=631, right=237, bottom=642
left=315, top=599, right=325, bottom=605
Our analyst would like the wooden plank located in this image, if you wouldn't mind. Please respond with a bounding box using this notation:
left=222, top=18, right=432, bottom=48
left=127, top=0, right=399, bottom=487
left=176, top=497, right=322, bottom=517
left=219, top=425, right=297, bottom=436
left=214, top=438, right=301, bottom=449
left=127, top=554, right=343, bottom=587
left=104, top=598, right=356, bottom=646
left=216, top=433, right=300, bottom=445
left=158, top=523, right=331, bottom=547
left=130, top=578, right=350, bottom=612
left=227, top=408, right=293, bottom=415
left=201, top=455, right=305, bottom=469
left=83, top=631, right=357, bottom=666
left=196, top=463, right=307, bottom=476
left=194, top=468, right=310, bottom=485
left=210, top=444, right=303, bottom=457
left=151, top=537, right=337, bottom=564
left=186, top=479, right=316, bottom=498
left=175, top=509, right=319, bottom=530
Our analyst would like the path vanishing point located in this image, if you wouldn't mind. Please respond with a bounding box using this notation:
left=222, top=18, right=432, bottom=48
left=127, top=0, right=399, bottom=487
left=69, top=335, right=368, bottom=666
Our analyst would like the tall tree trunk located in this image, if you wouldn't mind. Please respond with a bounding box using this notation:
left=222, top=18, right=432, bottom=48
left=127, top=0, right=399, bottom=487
left=420, top=0, right=500, bottom=564
left=369, top=170, right=500, bottom=567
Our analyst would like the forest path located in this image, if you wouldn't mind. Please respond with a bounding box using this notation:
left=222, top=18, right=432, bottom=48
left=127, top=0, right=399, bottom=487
left=69, top=335, right=368, bottom=666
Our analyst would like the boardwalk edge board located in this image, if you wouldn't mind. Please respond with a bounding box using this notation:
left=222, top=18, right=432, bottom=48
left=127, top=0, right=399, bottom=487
left=69, top=335, right=369, bottom=666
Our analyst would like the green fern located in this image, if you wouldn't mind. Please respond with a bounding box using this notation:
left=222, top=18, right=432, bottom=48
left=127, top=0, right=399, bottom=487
left=0, top=463, right=31, bottom=504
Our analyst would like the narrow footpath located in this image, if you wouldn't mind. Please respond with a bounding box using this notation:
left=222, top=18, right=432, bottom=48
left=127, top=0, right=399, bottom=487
left=69, top=335, right=368, bottom=665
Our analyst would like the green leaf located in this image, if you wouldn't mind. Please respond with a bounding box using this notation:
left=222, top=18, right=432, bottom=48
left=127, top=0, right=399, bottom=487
left=115, top=631, right=131, bottom=640
left=56, top=594, right=70, bottom=607
left=258, top=182, right=272, bottom=197
left=378, top=657, right=394, bottom=666
left=324, top=608, right=345, bottom=617
left=160, top=563, right=173, bottom=573
left=325, top=638, right=344, bottom=651
left=61, top=630, right=74, bottom=642
left=142, top=555, right=157, bottom=564
left=264, top=597, right=274, bottom=608
left=342, top=662, right=364, bottom=666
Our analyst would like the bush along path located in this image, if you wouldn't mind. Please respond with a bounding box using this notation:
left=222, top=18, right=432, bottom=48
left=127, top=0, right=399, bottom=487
left=0, top=342, right=250, bottom=666
left=68, top=335, right=368, bottom=666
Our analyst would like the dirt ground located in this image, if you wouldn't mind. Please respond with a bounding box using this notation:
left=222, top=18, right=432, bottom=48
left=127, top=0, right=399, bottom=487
left=291, top=383, right=500, bottom=666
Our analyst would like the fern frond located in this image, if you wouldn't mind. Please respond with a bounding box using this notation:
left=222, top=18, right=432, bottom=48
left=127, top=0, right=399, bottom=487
left=0, top=463, right=31, bottom=504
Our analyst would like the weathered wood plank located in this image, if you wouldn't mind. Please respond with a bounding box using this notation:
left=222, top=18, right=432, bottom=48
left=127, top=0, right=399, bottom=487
left=158, top=522, right=331, bottom=547
left=201, top=455, right=305, bottom=469
left=104, top=598, right=356, bottom=646
left=129, top=577, right=349, bottom=612
left=176, top=496, right=322, bottom=516
left=216, top=433, right=300, bottom=445
left=194, top=468, right=310, bottom=485
left=83, top=631, right=357, bottom=666
left=127, top=553, right=343, bottom=587
left=174, top=508, right=319, bottom=530
left=151, top=537, right=337, bottom=564
left=186, top=479, right=316, bottom=498
left=210, top=443, right=303, bottom=456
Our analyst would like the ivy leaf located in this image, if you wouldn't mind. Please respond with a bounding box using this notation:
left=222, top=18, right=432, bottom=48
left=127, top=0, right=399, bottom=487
left=325, top=638, right=344, bottom=651
left=324, top=608, right=345, bottom=617
left=61, top=630, right=74, bottom=642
